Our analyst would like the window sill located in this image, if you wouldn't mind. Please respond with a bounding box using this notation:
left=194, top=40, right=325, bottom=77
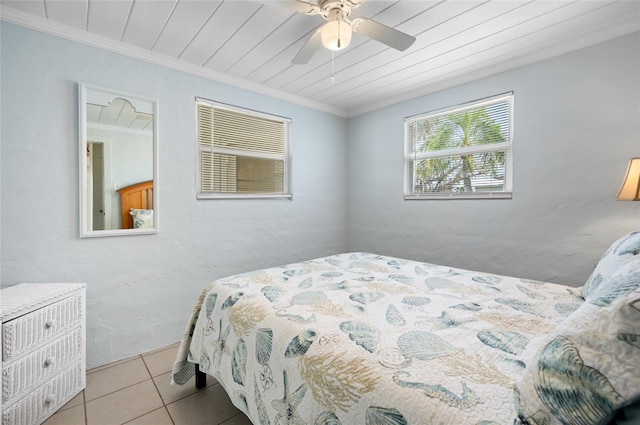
left=404, top=192, right=512, bottom=200
left=197, top=193, right=293, bottom=200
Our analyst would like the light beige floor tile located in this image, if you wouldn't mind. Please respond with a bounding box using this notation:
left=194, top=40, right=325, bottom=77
left=142, top=344, right=179, bottom=377
left=167, top=384, right=242, bottom=425
left=42, top=404, right=86, bottom=425
left=85, top=357, right=151, bottom=401
left=220, top=413, right=253, bottom=425
left=154, top=370, right=218, bottom=405
left=153, top=371, right=217, bottom=405
left=85, top=379, right=163, bottom=425
left=59, top=391, right=84, bottom=411
left=123, top=407, right=173, bottom=425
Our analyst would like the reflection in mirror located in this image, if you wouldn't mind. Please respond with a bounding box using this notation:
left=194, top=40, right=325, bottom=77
left=79, top=84, right=158, bottom=237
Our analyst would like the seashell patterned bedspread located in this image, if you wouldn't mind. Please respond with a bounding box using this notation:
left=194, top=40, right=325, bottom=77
left=171, top=252, right=583, bottom=424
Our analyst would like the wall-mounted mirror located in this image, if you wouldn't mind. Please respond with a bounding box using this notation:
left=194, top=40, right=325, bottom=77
left=79, top=84, right=158, bottom=238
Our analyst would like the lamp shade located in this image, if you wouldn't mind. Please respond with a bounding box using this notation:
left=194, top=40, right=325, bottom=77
left=617, top=157, right=640, bottom=201
left=321, top=20, right=352, bottom=51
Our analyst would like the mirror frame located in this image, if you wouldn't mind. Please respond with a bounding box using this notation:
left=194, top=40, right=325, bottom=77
left=79, top=83, right=159, bottom=238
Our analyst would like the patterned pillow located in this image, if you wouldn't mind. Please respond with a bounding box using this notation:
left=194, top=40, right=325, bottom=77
left=581, top=231, right=640, bottom=300
left=514, top=282, right=640, bottom=425
left=129, top=208, right=154, bottom=229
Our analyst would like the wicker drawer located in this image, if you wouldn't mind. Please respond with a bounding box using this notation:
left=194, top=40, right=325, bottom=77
left=1, top=283, right=86, bottom=425
left=2, top=327, right=83, bottom=405
left=1, top=361, right=85, bottom=425
left=2, top=293, right=83, bottom=362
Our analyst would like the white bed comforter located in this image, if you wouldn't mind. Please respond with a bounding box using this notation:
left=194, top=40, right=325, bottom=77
left=172, top=253, right=583, bottom=424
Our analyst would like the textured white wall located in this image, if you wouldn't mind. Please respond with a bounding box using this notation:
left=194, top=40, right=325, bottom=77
left=0, top=23, right=348, bottom=368
left=2, top=22, right=639, bottom=368
left=347, top=32, right=640, bottom=286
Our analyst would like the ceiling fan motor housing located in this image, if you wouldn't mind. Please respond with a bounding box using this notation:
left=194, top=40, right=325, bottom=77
left=291, top=0, right=416, bottom=64
left=319, top=0, right=362, bottom=22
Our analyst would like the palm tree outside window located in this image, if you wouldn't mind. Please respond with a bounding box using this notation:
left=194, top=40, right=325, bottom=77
left=404, top=93, right=513, bottom=199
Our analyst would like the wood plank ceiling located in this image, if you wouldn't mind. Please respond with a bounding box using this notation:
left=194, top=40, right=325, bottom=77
left=2, top=0, right=639, bottom=116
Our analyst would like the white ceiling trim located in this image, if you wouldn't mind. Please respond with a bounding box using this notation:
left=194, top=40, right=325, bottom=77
left=2, top=4, right=638, bottom=119
left=0, top=6, right=349, bottom=118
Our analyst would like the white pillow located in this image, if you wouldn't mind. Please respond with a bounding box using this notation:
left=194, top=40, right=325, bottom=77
left=514, top=281, right=640, bottom=424
left=581, top=231, right=640, bottom=300
left=129, top=208, right=154, bottom=229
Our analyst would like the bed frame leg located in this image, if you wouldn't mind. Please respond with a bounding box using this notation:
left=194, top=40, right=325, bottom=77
left=195, top=364, right=207, bottom=389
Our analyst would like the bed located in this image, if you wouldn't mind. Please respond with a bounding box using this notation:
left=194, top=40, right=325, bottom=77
left=172, top=232, right=640, bottom=425
left=117, top=180, right=153, bottom=229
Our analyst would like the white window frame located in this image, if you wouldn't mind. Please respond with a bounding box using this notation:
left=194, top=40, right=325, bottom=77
left=404, top=92, right=514, bottom=200
left=196, top=98, right=292, bottom=200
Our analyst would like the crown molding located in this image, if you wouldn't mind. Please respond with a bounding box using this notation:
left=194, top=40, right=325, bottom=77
left=4, top=5, right=636, bottom=120
left=0, top=7, right=349, bottom=118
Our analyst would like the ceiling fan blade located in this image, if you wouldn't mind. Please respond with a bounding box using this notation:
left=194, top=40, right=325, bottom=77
left=352, top=17, right=416, bottom=51
left=292, top=26, right=323, bottom=64
left=273, top=0, right=319, bottom=15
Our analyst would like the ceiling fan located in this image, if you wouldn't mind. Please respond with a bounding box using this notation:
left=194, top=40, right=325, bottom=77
left=282, top=0, right=417, bottom=64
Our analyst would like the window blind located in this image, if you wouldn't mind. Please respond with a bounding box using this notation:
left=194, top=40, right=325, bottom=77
left=196, top=100, right=291, bottom=198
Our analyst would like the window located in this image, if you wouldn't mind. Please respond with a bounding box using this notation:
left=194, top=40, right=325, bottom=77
left=404, top=93, right=513, bottom=199
left=196, top=98, right=291, bottom=199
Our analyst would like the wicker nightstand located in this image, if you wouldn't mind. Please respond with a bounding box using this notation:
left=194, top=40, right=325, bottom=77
left=1, top=283, right=86, bottom=425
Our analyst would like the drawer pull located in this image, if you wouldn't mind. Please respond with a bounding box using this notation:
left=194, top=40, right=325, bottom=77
left=45, top=357, right=56, bottom=366
left=45, top=395, right=56, bottom=404
left=45, top=320, right=57, bottom=329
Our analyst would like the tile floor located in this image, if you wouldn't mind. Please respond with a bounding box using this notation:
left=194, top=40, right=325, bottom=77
left=43, top=343, right=252, bottom=425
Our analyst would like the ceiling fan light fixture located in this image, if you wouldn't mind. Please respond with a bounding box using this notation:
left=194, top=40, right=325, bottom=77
left=321, top=20, right=352, bottom=51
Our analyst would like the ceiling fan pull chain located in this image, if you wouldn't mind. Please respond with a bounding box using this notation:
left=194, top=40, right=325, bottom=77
left=330, top=51, right=336, bottom=83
